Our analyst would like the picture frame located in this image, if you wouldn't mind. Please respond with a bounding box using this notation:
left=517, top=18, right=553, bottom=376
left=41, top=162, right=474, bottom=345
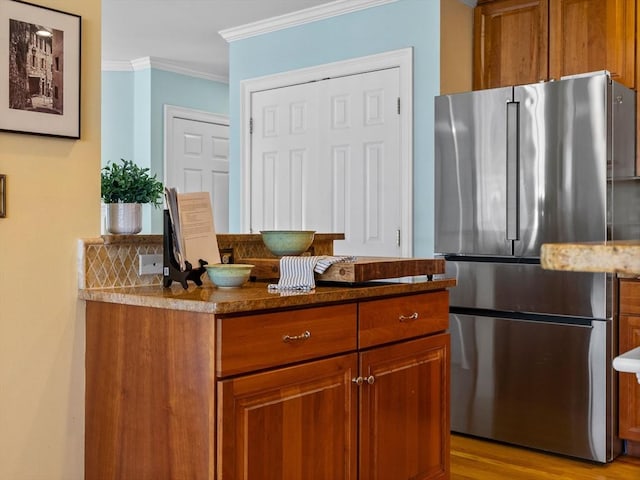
left=0, top=0, right=81, bottom=138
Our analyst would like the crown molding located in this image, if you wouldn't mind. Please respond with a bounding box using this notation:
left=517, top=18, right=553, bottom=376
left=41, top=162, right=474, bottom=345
left=130, top=57, right=152, bottom=71
left=101, top=60, right=134, bottom=72
left=102, top=57, right=228, bottom=83
left=219, top=0, right=397, bottom=42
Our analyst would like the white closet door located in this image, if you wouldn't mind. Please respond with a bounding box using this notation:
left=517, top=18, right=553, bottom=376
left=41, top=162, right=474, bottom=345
left=250, top=67, right=401, bottom=257
left=168, top=117, right=230, bottom=233
left=250, top=81, right=320, bottom=231
left=321, top=68, right=401, bottom=256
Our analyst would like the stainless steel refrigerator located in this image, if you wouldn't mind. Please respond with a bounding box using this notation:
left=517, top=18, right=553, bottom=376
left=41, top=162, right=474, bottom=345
left=434, top=72, right=637, bottom=463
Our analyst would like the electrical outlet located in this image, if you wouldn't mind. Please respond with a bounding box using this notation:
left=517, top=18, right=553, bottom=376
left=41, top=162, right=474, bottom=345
left=139, top=254, right=163, bottom=275
left=219, top=248, right=234, bottom=264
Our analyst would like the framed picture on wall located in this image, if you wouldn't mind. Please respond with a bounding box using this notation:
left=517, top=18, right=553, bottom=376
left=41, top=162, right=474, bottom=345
left=0, top=0, right=81, bottom=138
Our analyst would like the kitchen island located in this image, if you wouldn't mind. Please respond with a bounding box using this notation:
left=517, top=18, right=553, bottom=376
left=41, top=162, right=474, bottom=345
left=80, top=276, right=455, bottom=480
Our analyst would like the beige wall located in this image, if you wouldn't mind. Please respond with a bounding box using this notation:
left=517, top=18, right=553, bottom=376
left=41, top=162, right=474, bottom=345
left=441, top=0, right=474, bottom=94
left=0, top=0, right=101, bottom=478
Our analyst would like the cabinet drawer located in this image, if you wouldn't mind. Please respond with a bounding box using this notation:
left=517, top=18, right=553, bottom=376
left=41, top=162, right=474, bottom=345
left=359, top=291, right=449, bottom=348
left=216, top=304, right=357, bottom=377
left=620, top=280, right=640, bottom=315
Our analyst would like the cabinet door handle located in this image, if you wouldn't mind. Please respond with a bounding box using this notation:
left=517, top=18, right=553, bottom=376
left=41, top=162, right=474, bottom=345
left=351, top=375, right=376, bottom=385
left=352, top=376, right=375, bottom=386
left=399, top=312, right=419, bottom=322
left=282, top=330, right=311, bottom=343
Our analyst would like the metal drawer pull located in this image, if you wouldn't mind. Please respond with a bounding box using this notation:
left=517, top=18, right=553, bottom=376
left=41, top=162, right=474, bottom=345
left=365, top=375, right=375, bottom=385
left=352, top=376, right=364, bottom=385
left=399, top=312, right=419, bottom=322
left=282, top=330, right=311, bottom=343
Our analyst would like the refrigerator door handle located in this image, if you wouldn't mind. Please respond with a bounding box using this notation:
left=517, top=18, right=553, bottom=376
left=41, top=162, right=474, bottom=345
left=506, top=101, right=520, bottom=241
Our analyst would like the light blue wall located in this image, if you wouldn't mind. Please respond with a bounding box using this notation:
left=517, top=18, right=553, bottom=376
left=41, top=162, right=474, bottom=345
left=133, top=68, right=152, bottom=170
left=148, top=70, right=229, bottom=231
left=101, top=68, right=229, bottom=232
left=101, top=71, right=134, bottom=165
left=228, top=0, right=440, bottom=256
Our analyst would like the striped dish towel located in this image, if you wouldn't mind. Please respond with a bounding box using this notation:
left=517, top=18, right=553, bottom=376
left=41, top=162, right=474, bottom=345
left=268, top=255, right=356, bottom=292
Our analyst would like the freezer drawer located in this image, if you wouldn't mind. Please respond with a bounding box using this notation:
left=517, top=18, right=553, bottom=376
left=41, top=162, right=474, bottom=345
left=450, top=312, right=619, bottom=463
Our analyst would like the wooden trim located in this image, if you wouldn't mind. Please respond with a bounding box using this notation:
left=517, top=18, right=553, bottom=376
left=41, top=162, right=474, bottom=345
left=626, top=440, right=640, bottom=457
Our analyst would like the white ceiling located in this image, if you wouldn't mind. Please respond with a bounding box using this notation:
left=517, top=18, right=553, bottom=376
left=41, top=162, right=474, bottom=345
left=102, top=0, right=337, bottom=81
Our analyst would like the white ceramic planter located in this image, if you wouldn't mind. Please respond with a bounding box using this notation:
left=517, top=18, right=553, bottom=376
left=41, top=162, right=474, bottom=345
left=106, top=203, right=142, bottom=234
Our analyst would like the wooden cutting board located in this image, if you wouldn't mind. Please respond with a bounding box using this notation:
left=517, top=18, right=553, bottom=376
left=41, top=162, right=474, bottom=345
left=239, top=256, right=445, bottom=283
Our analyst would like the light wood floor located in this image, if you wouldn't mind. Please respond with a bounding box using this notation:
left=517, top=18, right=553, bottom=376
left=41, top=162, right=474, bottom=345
left=451, top=434, right=640, bottom=479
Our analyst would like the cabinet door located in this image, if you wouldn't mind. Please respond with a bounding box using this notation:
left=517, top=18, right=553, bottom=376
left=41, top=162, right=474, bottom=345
left=217, top=353, right=358, bottom=480
left=619, top=314, right=640, bottom=442
left=359, top=334, right=450, bottom=480
left=549, top=0, right=635, bottom=88
left=473, top=0, right=549, bottom=89
left=620, top=279, right=640, bottom=315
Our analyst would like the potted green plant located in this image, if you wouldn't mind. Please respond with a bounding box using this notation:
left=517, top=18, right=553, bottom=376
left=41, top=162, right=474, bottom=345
left=101, top=158, right=164, bottom=234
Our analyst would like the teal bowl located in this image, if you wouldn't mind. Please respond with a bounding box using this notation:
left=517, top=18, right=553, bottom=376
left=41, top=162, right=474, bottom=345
left=260, top=230, right=316, bottom=256
left=205, top=264, right=254, bottom=288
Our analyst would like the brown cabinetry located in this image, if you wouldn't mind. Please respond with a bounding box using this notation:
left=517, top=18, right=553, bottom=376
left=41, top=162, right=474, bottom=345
left=85, top=303, right=216, bottom=480
left=619, top=279, right=640, bottom=454
left=473, top=0, right=549, bottom=90
left=474, top=0, right=635, bottom=90
left=85, top=289, right=450, bottom=480
left=217, top=292, right=450, bottom=480
left=549, top=0, right=635, bottom=88
left=218, top=353, right=359, bottom=479
left=359, top=334, right=449, bottom=480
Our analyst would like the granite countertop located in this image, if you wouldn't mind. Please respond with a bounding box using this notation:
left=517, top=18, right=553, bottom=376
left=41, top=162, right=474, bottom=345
left=78, top=277, right=456, bottom=315
left=540, top=240, right=640, bottom=276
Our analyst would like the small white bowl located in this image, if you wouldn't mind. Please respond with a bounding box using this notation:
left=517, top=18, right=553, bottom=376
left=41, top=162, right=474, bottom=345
left=205, top=264, right=254, bottom=288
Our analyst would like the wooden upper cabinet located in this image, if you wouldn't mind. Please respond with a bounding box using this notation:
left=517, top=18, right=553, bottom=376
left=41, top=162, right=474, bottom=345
left=473, top=0, right=549, bottom=90
left=474, top=0, right=636, bottom=90
left=549, top=0, right=635, bottom=88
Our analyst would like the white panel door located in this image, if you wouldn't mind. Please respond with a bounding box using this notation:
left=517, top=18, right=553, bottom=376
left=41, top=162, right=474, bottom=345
left=321, top=68, right=401, bottom=256
left=250, top=68, right=401, bottom=257
left=250, top=82, right=320, bottom=231
left=168, top=117, right=230, bottom=233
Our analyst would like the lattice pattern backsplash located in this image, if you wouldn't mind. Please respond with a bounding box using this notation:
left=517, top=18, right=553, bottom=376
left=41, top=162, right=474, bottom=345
left=78, top=236, right=163, bottom=289
left=78, top=233, right=341, bottom=290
